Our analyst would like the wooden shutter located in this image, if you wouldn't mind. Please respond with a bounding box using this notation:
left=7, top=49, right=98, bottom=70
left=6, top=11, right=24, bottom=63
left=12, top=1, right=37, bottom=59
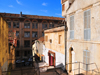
left=70, top=15, right=74, bottom=39
left=84, top=10, right=91, bottom=40
left=83, top=50, right=90, bottom=70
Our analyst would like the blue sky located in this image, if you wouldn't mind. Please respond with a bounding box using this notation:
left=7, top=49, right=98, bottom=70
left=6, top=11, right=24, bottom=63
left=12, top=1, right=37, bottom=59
left=0, top=0, right=63, bottom=17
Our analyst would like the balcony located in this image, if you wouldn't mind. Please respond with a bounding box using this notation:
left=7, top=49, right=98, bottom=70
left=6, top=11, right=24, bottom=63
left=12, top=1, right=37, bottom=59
left=61, top=0, right=67, bottom=4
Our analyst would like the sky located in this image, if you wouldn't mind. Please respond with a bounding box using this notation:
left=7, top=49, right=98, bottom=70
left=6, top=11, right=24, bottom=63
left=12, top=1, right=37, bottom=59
left=0, top=0, right=63, bottom=17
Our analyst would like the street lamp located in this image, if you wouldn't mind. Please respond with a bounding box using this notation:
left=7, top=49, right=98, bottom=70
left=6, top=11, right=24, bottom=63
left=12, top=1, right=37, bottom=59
left=62, top=19, right=68, bottom=74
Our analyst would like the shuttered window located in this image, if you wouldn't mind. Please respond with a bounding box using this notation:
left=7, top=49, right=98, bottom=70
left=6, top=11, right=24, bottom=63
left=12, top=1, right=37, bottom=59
left=70, top=15, right=74, bottom=39
left=84, top=9, right=91, bottom=40
left=83, top=50, right=90, bottom=70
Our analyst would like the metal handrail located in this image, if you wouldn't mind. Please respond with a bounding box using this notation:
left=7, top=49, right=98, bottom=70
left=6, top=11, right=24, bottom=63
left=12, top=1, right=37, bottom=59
left=66, top=62, right=100, bottom=75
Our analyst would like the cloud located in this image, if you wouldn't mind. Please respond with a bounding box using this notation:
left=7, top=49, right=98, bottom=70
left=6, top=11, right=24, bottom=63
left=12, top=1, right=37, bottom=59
left=42, top=2, right=47, bottom=6
left=16, top=0, right=22, bottom=5
left=40, top=10, right=48, bottom=13
left=8, top=5, right=14, bottom=8
left=55, top=13, right=62, bottom=16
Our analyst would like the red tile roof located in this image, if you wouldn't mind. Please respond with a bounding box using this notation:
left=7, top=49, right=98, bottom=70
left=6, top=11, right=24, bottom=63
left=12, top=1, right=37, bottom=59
left=38, top=37, right=44, bottom=42
left=0, top=13, right=64, bottom=20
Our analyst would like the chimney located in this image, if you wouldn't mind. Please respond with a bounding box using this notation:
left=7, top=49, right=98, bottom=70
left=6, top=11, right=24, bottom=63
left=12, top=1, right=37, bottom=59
left=20, top=12, right=22, bottom=17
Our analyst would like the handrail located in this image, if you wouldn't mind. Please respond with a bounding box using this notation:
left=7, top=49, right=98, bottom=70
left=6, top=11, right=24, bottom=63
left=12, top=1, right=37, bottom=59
left=66, top=62, right=100, bottom=75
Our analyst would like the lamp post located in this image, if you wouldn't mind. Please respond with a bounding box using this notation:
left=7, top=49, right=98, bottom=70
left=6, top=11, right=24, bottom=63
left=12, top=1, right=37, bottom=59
left=63, top=19, right=68, bottom=74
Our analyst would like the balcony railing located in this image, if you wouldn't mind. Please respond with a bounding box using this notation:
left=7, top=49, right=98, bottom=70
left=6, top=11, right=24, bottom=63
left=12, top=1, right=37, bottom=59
left=61, top=0, right=67, bottom=4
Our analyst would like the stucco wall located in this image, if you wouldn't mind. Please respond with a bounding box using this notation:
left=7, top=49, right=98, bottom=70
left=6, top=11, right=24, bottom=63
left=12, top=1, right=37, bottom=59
left=0, top=15, right=9, bottom=74
left=45, top=30, right=65, bottom=54
left=65, top=0, right=100, bottom=73
left=43, top=47, right=65, bottom=70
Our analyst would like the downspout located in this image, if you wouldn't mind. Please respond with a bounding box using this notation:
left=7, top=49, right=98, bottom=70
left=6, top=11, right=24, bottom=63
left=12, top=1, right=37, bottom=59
left=64, top=19, right=68, bottom=74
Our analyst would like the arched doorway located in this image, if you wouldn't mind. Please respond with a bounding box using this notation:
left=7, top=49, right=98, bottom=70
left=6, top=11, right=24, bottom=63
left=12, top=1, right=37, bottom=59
left=69, top=47, right=73, bottom=72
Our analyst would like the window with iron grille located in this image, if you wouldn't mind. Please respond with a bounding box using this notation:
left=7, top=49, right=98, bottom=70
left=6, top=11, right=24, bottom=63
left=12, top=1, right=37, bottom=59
left=24, top=40, right=30, bottom=47
left=84, top=9, right=91, bottom=40
left=70, top=15, right=74, bottom=39
left=32, top=32, right=37, bottom=37
left=24, top=32, right=30, bottom=37
left=24, top=23, right=30, bottom=28
left=83, top=50, right=90, bottom=71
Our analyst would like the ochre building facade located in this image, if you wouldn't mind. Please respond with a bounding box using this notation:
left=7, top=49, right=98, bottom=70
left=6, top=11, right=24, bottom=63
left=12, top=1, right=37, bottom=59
left=0, top=14, right=9, bottom=74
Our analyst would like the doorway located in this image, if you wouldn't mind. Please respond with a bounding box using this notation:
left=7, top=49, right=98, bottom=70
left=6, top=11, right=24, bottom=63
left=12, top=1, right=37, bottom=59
left=48, top=51, right=55, bottom=66
left=69, top=47, right=73, bottom=72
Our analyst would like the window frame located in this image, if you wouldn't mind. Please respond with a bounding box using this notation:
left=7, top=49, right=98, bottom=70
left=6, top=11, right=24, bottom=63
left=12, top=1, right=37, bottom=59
left=32, top=32, right=38, bottom=38
left=24, top=40, right=30, bottom=47
left=58, top=35, right=62, bottom=44
left=24, top=32, right=30, bottom=37
left=24, top=22, right=30, bottom=28
left=83, top=50, right=90, bottom=71
left=84, top=9, right=91, bottom=41
left=70, top=15, right=74, bottom=39
left=13, top=21, right=19, bottom=28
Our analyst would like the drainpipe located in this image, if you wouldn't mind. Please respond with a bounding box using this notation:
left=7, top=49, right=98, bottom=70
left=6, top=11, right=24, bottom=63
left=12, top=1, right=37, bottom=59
left=63, top=19, right=68, bottom=74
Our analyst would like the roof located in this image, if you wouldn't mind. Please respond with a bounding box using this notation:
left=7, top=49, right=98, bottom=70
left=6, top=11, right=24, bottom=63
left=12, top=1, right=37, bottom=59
left=0, top=12, right=64, bottom=20
left=38, top=37, right=44, bottom=42
left=44, top=26, right=65, bottom=33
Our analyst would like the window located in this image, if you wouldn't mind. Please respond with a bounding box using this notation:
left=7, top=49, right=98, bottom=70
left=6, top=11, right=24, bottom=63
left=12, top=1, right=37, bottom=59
left=49, top=24, right=52, bottom=28
left=42, top=32, right=44, bottom=36
left=83, top=50, right=90, bottom=70
left=42, top=24, right=44, bottom=29
left=16, top=31, right=19, bottom=37
left=45, top=24, right=47, bottom=28
left=24, top=51, right=27, bottom=56
left=17, top=40, right=19, bottom=48
left=45, top=36, right=48, bottom=41
left=42, top=23, right=48, bottom=29
left=16, top=51, right=19, bottom=57
left=32, top=23, right=38, bottom=29
left=70, top=15, right=74, bottom=39
left=24, top=40, right=30, bottom=47
left=13, top=22, right=19, bottom=28
left=58, top=35, right=61, bottom=44
left=84, top=10, right=91, bottom=40
left=62, top=4, right=65, bottom=11
left=8, top=22, right=11, bottom=28
left=52, top=24, right=54, bottom=28
left=32, top=32, right=37, bottom=37
left=36, top=23, right=38, bottom=29
left=24, top=32, right=30, bottom=37
left=24, top=23, right=30, bottom=28
left=49, top=23, right=54, bottom=28
left=32, top=23, right=35, bottom=28
left=50, top=39, right=52, bottom=43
